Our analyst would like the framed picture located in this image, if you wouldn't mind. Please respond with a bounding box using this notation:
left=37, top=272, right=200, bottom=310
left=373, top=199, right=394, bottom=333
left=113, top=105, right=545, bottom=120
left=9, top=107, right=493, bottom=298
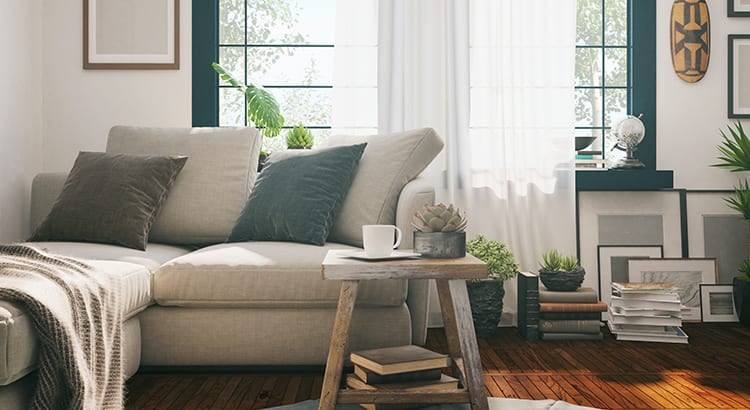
left=728, top=35, right=750, bottom=118
left=83, top=0, right=180, bottom=69
left=700, top=284, right=738, bottom=322
left=597, top=245, right=663, bottom=308
left=628, top=258, right=718, bottom=322
left=728, top=0, right=750, bottom=17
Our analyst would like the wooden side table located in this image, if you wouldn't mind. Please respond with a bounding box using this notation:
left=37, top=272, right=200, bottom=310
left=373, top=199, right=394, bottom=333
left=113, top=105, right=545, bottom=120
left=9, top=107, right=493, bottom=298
left=319, top=250, right=489, bottom=410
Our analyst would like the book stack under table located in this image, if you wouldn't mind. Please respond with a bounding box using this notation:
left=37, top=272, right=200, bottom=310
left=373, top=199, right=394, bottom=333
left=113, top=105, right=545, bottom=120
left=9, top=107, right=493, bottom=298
left=347, top=345, right=458, bottom=410
left=538, top=286, right=606, bottom=341
left=607, top=282, right=688, bottom=344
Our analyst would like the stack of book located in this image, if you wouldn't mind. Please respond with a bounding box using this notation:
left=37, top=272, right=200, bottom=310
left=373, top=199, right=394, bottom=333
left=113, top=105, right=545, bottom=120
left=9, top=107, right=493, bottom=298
left=538, top=286, right=606, bottom=341
left=517, top=272, right=540, bottom=341
left=607, top=282, right=688, bottom=344
left=347, top=345, right=458, bottom=409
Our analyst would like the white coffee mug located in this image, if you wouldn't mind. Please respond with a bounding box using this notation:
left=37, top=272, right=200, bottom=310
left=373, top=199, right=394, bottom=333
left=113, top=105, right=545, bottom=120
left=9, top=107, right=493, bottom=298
left=362, top=225, right=402, bottom=258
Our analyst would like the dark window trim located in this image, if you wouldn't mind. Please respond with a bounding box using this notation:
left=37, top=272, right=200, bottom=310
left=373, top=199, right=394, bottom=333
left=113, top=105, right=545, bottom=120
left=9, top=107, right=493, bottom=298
left=192, top=0, right=218, bottom=127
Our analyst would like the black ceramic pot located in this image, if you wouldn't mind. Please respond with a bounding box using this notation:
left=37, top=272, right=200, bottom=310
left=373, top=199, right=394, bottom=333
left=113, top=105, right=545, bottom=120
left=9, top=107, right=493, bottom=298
left=733, top=277, right=750, bottom=326
left=466, top=279, right=505, bottom=338
left=538, top=268, right=585, bottom=291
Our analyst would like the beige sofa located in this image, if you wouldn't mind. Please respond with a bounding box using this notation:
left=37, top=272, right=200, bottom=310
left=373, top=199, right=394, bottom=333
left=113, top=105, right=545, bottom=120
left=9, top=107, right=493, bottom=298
left=0, top=126, right=443, bottom=408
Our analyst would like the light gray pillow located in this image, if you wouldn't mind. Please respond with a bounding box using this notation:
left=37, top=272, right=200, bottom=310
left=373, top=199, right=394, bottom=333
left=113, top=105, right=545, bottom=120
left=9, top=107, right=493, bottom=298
left=30, top=151, right=187, bottom=250
left=322, top=128, right=444, bottom=247
left=105, top=126, right=261, bottom=245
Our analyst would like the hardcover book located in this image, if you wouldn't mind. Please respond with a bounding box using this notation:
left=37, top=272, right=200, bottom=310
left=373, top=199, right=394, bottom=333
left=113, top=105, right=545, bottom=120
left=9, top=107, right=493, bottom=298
left=345, top=373, right=459, bottom=392
left=539, top=287, right=598, bottom=303
left=610, top=296, right=681, bottom=310
left=538, top=301, right=608, bottom=313
left=353, top=365, right=442, bottom=385
left=517, top=271, right=540, bottom=341
left=608, top=307, right=681, bottom=326
left=606, top=322, right=688, bottom=344
left=349, top=345, right=450, bottom=375
left=540, top=332, right=603, bottom=341
left=539, top=319, right=602, bottom=334
left=540, top=312, right=602, bottom=320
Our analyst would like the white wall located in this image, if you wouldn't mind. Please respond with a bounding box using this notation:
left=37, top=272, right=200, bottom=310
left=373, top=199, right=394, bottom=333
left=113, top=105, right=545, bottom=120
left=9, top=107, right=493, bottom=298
left=0, top=0, right=44, bottom=242
left=42, top=0, right=192, bottom=173
left=657, top=0, right=750, bottom=189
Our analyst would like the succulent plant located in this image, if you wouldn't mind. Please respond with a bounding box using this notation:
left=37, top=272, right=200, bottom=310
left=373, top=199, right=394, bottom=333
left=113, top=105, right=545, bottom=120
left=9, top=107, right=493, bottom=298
left=285, top=125, right=314, bottom=149
left=466, top=235, right=519, bottom=280
left=539, top=249, right=580, bottom=272
left=411, top=203, right=467, bottom=233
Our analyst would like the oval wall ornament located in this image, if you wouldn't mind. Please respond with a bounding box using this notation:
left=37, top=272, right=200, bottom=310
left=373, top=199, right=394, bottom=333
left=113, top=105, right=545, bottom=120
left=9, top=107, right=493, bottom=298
left=670, top=0, right=711, bottom=83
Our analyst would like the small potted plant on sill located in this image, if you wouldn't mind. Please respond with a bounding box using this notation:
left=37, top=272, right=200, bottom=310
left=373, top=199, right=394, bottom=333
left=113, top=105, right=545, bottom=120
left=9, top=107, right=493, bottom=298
left=465, top=235, right=519, bottom=338
left=411, top=203, right=467, bottom=258
left=538, top=249, right=585, bottom=291
left=286, top=124, right=314, bottom=150
left=712, top=121, right=750, bottom=325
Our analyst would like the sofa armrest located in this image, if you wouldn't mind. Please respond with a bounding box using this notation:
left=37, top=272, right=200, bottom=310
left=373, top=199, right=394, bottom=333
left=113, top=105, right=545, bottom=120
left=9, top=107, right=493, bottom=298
left=395, top=177, right=434, bottom=345
left=29, top=173, right=67, bottom=232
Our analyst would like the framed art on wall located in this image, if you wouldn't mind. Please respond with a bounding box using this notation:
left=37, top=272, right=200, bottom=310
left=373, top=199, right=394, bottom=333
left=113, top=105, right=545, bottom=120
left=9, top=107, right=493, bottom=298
left=700, top=284, right=738, bottom=322
left=628, top=258, right=718, bottom=322
left=83, top=0, right=180, bottom=69
left=728, top=0, right=750, bottom=17
left=729, top=35, right=750, bottom=118
left=597, top=245, right=663, bottom=308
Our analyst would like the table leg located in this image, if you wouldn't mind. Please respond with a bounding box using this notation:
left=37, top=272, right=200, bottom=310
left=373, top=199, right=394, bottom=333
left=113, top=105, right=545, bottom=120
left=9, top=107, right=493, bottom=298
left=319, top=280, right=359, bottom=410
left=436, top=279, right=489, bottom=410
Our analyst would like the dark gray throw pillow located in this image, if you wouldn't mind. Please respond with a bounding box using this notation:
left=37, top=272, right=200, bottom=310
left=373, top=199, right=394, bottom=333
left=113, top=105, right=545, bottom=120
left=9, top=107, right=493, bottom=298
left=30, top=151, right=188, bottom=250
left=228, top=143, right=367, bottom=246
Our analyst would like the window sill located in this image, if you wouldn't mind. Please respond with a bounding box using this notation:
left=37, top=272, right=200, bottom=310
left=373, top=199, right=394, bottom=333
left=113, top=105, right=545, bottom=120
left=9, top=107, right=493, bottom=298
left=576, top=169, right=674, bottom=191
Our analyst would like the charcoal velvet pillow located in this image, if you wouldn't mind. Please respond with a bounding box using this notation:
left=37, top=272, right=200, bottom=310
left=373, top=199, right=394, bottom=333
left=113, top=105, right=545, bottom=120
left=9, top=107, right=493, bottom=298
left=30, top=151, right=188, bottom=250
left=227, top=143, right=367, bottom=246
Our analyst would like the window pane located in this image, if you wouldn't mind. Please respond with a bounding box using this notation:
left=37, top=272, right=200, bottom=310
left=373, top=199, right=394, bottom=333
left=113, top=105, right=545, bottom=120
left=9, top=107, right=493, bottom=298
left=575, top=88, right=602, bottom=127
left=605, top=48, right=627, bottom=86
left=605, top=0, right=627, bottom=46
left=219, top=47, right=245, bottom=86
left=248, top=47, right=333, bottom=86
left=247, top=0, right=335, bottom=45
left=576, top=0, right=602, bottom=46
left=576, top=48, right=602, bottom=86
left=604, top=88, right=628, bottom=128
left=219, top=88, right=245, bottom=126
left=219, top=0, right=244, bottom=45
left=274, top=88, right=332, bottom=127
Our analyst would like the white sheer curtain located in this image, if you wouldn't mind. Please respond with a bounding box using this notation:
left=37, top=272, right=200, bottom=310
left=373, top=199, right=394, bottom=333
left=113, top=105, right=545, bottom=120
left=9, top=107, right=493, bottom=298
left=334, top=0, right=577, bottom=272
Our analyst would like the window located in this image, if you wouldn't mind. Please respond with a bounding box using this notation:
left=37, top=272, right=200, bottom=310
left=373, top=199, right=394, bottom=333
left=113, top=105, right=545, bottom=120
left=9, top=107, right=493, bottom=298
left=194, top=0, right=335, bottom=152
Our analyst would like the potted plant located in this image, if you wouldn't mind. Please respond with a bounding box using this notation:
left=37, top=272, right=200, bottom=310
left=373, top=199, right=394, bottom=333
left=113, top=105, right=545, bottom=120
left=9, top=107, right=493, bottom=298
left=538, top=249, right=585, bottom=291
left=286, top=125, right=314, bottom=149
left=713, top=121, right=750, bottom=325
left=411, top=203, right=467, bottom=258
left=465, top=235, right=519, bottom=338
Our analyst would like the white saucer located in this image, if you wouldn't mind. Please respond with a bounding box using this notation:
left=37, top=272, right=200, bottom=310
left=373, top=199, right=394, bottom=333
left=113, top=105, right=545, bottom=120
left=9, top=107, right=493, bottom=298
left=341, top=250, right=421, bottom=261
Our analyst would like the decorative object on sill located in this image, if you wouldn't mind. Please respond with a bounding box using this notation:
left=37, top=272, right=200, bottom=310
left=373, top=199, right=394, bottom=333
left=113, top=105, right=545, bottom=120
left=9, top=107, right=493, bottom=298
left=611, top=114, right=646, bottom=169
left=286, top=125, right=314, bottom=149
left=575, top=136, right=597, bottom=152
left=411, top=203, right=466, bottom=258
left=712, top=121, right=750, bottom=324
left=83, top=0, right=180, bottom=69
left=538, top=249, right=585, bottom=291
left=670, top=0, right=710, bottom=83
left=728, top=0, right=750, bottom=17
left=728, top=35, right=750, bottom=118
left=465, top=235, right=519, bottom=338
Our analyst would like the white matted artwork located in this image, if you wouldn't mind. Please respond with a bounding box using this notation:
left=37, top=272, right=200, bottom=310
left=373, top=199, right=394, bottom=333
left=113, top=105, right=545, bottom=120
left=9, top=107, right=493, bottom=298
left=628, top=258, right=718, bottom=322
left=729, top=35, right=750, bottom=117
left=597, top=245, right=663, bottom=309
left=83, top=0, right=180, bottom=69
left=700, top=284, right=738, bottom=322
left=729, top=0, right=750, bottom=16
left=578, top=191, right=682, bottom=292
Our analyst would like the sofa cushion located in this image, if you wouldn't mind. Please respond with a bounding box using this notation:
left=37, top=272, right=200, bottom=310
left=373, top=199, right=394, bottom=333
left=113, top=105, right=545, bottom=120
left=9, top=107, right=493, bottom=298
left=29, top=151, right=187, bottom=250
left=153, top=242, right=408, bottom=307
left=228, top=143, right=367, bottom=246
left=322, top=128, right=444, bottom=247
left=106, top=126, right=261, bottom=245
left=27, top=242, right=190, bottom=273
left=0, top=260, right=150, bottom=386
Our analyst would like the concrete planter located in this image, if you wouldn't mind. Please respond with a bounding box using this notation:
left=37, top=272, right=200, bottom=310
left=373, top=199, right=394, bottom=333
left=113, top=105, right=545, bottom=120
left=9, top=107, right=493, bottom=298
left=413, top=231, right=466, bottom=258
left=466, top=280, right=505, bottom=338
left=538, top=268, right=585, bottom=291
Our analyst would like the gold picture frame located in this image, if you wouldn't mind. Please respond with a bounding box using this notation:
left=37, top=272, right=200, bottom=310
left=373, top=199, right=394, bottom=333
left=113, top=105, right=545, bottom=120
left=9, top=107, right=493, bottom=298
left=83, top=0, right=180, bottom=69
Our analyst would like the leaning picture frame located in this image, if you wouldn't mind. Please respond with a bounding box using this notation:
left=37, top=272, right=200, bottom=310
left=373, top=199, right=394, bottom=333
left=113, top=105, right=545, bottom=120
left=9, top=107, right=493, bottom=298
left=700, top=284, right=738, bottom=322
left=597, top=245, right=663, bottom=310
left=728, top=35, right=750, bottom=118
left=83, top=0, right=180, bottom=69
left=628, top=258, right=718, bottom=322
left=728, top=0, right=750, bottom=17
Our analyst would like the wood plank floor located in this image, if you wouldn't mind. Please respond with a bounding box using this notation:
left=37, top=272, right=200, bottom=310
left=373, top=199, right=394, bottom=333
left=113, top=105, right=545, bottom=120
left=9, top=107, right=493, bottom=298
left=126, top=323, right=750, bottom=409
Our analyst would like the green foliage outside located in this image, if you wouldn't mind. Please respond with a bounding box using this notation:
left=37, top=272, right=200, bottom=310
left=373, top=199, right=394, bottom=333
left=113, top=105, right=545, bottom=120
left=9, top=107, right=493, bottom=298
left=466, top=235, right=519, bottom=281
left=713, top=122, right=750, bottom=279
left=539, top=249, right=580, bottom=273
left=286, top=125, right=314, bottom=149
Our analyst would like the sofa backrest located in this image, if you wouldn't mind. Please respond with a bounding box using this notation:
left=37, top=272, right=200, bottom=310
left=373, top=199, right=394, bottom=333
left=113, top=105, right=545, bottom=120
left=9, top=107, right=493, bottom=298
left=105, top=126, right=261, bottom=245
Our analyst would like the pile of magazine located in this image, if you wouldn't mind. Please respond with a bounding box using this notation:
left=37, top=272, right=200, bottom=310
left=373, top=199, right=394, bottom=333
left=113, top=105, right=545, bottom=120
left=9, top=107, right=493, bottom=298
left=606, top=282, right=688, bottom=344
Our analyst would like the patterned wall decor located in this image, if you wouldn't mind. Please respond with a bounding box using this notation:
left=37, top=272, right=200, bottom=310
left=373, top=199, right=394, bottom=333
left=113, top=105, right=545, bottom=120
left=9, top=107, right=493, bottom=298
left=670, top=0, right=711, bottom=83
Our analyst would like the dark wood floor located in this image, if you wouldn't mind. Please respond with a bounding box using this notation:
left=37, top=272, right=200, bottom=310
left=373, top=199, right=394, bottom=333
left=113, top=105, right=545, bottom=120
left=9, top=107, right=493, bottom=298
left=126, top=323, right=750, bottom=409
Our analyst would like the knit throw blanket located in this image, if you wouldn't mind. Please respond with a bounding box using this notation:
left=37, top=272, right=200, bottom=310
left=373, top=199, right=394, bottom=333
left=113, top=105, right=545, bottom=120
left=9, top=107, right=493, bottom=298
left=0, top=244, right=124, bottom=409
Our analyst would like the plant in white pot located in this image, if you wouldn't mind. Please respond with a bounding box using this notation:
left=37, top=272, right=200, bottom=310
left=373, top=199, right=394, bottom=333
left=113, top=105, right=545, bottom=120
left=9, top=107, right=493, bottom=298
left=465, top=235, right=519, bottom=338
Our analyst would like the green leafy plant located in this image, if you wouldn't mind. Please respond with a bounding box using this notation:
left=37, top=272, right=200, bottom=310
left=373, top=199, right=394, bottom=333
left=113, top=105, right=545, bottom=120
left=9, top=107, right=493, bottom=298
left=713, top=122, right=750, bottom=279
left=411, top=203, right=467, bottom=233
left=466, top=235, right=519, bottom=280
left=212, top=62, right=284, bottom=138
left=539, top=249, right=580, bottom=272
left=285, top=125, right=314, bottom=149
